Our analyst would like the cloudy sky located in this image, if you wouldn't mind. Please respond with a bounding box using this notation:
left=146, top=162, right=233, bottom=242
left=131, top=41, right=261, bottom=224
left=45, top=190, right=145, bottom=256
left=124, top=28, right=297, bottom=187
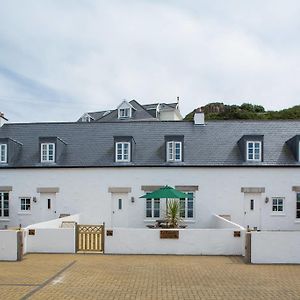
left=0, top=0, right=300, bottom=122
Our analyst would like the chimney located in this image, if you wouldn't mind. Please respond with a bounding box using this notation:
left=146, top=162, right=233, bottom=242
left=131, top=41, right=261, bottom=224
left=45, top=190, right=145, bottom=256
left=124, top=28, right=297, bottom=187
left=0, top=112, right=8, bottom=127
left=194, top=108, right=205, bottom=125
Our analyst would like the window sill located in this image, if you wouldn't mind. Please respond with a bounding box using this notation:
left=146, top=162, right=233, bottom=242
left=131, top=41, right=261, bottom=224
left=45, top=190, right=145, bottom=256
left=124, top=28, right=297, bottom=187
left=295, top=220, right=300, bottom=223
left=144, top=219, right=196, bottom=223
left=270, top=213, right=286, bottom=216
left=0, top=219, right=10, bottom=222
left=18, top=212, right=32, bottom=215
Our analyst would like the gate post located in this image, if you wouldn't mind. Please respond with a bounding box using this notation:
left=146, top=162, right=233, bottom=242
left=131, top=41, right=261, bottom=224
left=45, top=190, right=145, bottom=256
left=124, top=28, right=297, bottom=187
left=16, top=230, right=23, bottom=261
left=75, top=222, right=78, bottom=253
left=244, top=231, right=252, bottom=263
left=102, top=222, right=105, bottom=254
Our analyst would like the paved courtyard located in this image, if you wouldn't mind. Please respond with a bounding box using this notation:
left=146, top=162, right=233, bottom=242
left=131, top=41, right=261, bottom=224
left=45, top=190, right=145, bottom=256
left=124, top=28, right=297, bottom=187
left=1, top=254, right=300, bottom=300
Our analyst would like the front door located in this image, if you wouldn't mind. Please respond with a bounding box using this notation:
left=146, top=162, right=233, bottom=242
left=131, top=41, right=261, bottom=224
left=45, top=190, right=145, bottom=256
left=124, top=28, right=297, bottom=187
left=243, top=193, right=261, bottom=230
left=111, top=193, right=128, bottom=227
left=40, top=193, right=57, bottom=221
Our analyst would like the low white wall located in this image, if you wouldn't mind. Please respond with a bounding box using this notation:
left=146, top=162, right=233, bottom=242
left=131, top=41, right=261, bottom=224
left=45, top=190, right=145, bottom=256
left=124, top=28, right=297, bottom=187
left=26, top=214, right=80, bottom=229
left=251, top=231, right=300, bottom=264
left=214, top=214, right=245, bottom=230
left=0, top=230, right=18, bottom=261
left=106, top=228, right=244, bottom=255
left=26, top=228, right=75, bottom=253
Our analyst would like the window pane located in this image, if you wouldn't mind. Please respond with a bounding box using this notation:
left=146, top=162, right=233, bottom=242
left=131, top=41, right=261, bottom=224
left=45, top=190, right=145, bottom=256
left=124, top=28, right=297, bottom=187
left=4, top=193, right=8, bottom=200
left=154, top=199, right=160, bottom=218
left=297, top=210, right=300, bottom=218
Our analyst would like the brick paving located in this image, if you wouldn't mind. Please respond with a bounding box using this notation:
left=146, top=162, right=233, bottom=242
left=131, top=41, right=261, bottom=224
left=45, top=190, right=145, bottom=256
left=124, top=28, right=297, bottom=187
left=1, top=254, right=300, bottom=299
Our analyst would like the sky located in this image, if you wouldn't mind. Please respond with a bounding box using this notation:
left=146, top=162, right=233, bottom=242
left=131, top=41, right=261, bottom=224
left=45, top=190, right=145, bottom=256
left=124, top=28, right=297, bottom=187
left=0, top=0, right=300, bottom=122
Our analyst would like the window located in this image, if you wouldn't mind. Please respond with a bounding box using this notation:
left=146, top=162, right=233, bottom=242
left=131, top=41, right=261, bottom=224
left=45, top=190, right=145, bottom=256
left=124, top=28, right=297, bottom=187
left=81, top=115, right=91, bottom=122
left=0, top=192, right=9, bottom=217
left=250, top=199, right=254, bottom=210
left=146, top=198, right=160, bottom=218
left=47, top=198, right=51, bottom=209
left=272, top=197, right=284, bottom=213
left=0, top=144, right=7, bottom=163
left=118, top=198, right=122, bottom=210
left=118, top=108, right=131, bottom=119
left=167, top=141, right=182, bottom=162
left=247, top=141, right=261, bottom=161
left=296, top=193, right=300, bottom=219
left=115, top=142, right=131, bottom=162
left=41, top=143, right=55, bottom=162
left=179, top=192, right=194, bottom=219
left=20, top=197, right=31, bottom=211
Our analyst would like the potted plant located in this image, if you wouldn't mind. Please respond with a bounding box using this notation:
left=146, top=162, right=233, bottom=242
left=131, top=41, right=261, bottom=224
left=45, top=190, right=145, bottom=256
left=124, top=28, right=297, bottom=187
left=166, top=199, right=182, bottom=228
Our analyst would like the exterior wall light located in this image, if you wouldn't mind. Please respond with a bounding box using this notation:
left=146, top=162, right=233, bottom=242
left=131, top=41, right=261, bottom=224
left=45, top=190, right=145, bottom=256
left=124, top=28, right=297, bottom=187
left=131, top=196, right=135, bottom=203
left=265, top=197, right=269, bottom=204
left=33, top=197, right=37, bottom=203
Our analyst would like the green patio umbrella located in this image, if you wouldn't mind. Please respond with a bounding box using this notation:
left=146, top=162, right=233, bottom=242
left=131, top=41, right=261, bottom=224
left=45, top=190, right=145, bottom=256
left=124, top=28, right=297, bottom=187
left=140, top=185, right=188, bottom=199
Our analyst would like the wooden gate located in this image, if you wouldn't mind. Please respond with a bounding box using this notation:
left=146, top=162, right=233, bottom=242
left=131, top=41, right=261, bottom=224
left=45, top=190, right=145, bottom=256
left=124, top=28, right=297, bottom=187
left=76, top=224, right=104, bottom=253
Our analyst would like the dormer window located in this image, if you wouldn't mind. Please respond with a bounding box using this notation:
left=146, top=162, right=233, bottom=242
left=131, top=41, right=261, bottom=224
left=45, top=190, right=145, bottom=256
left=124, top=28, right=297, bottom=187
left=115, top=142, right=131, bottom=162
left=247, top=141, right=262, bottom=161
left=81, top=115, right=92, bottom=122
left=167, top=141, right=182, bottom=162
left=0, top=144, right=7, bottom=163
left=41, top=143, right=55, bottom=163
left=119, top=108, right=130, bottom=119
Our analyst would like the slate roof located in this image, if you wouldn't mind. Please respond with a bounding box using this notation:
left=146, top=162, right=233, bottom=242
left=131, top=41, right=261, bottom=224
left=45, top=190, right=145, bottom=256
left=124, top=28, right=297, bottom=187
left=0, top=120, right=300, bottom=168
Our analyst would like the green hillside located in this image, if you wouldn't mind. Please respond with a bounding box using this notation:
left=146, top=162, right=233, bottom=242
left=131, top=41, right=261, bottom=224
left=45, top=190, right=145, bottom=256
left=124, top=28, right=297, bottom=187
left=184, top=103, right=300, bottom=121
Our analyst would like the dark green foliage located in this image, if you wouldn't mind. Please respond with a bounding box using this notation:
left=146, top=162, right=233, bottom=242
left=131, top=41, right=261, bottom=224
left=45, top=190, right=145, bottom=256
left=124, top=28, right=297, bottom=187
left=184, top=103, right=300, bottom=121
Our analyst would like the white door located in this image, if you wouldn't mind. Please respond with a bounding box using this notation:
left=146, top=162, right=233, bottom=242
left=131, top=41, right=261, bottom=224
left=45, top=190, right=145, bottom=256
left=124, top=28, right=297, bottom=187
left=40, top=193, right=57, bottom=221
left=243, top=193, right=261, bottom=230
left=111, top=193, right=128, bottom=227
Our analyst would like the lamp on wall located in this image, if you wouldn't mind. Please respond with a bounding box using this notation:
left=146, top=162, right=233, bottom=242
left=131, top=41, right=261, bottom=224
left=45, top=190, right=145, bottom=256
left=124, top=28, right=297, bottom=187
left=33, top=197, right=37, bottom=203
left=265, top=197, right=269, bottom=204
left=131, top=196, right=135, bottom=203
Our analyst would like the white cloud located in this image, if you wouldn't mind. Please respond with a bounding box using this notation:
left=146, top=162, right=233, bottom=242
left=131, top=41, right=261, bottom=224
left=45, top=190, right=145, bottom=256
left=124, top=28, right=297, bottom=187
left=0, top=0, right=300, bottom=122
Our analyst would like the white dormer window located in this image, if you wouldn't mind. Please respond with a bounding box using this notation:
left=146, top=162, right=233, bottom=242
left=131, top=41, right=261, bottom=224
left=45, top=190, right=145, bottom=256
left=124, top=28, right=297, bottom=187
left=118, top=108, right=131, bottom=119
left=41, top=143, right=55, bottom=163
left=167, top=141, right=182, bottom=162
left=115, top=142, right=131, bottom=162
left=81, top=114, right=92, bottom=122
left=0, top=144, right=7, bottom=163
left=247, top=141, right=261, bottom=161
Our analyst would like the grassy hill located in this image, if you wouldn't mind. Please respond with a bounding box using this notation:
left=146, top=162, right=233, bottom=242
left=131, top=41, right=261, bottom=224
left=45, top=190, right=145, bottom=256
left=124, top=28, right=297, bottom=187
left=184, top=103, right=300, bottom=121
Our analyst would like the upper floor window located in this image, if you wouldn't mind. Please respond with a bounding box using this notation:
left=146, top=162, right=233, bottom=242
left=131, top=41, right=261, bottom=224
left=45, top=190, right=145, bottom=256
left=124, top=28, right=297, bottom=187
left=179, top=192, right=194, bottom=219
left=0, top=144, right=7, bottom=163
left=41, top=143, right=55, bottom=163
left=272, top=197, right=284, bottom=213
left=167, top=141, right=182, bottom=162
left=246, top=141, right=261, bottom=161
left=118, top=108, right=131, bottom=119
left=0, top=192, right=9, bottom=217
left=115, top=142, right=130, bottom=162
left=81, top=115, right=92, bottom=122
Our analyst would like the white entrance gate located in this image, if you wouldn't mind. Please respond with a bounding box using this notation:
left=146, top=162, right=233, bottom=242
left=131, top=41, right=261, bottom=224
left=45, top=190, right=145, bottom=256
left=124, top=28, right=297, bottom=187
left=244, top=193, right=261, bottom=230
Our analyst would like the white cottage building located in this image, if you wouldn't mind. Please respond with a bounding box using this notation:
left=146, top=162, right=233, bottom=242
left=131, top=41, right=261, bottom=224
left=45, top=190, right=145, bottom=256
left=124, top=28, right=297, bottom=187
left=0, top=101, right=300, bottom=233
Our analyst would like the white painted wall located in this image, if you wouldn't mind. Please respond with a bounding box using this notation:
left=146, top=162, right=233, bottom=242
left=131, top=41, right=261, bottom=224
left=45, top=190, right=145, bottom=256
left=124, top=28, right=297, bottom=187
left=25, top=228, right=75, bottom=253
left=0, top=230, right=18, bottom=260
left=26, top=214, right=80, bottom=229
left=251, top=231, right=300, bottom=264
left=105, top=227, right=244, bottom=255
left=0, top=167, right=299, bottom=231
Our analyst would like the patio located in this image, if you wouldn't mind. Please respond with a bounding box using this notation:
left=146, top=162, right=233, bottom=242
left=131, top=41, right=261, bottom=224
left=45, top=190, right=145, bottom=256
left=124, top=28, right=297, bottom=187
left=1, top=253, right=300, bottom=299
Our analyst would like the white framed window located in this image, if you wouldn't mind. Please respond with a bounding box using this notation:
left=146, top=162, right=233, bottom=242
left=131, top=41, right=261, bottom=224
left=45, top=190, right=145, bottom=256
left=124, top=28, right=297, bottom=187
left=179, top=192, right=194, bottom=219
left=0, top=144, right=7, bottom=163
left=81, top=115, right=91, bottom=122
left=0, top=192, right=9, bottom=217
left=118, top=108, right=131, bottom=119
left=20, top=197, right=31, bottom=211
left=115, top=142, right=131, bottom=162
left=41, top=143, right=55, bottom=162
left=296, top=193, right=300, bottom=219
left=167, top=141, right=182, bottom=162
left=272, top=197, right=284, bottom=213
left=246, top=141, right=262, bottom=161
left=146, top=198, right=160, bottom=218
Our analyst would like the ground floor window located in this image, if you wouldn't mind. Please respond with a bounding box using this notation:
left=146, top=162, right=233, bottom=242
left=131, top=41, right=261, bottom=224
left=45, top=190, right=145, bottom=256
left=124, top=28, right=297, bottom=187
left=20, top=197, right=31, bottom=211
left=146, top=198, right=160, bottom=218
left=272, top=197, right=284, bottom=213
left=180, top=192, right=194, bottom=219
left=297, top=193, right=300, bottom=219
left=0, top=192, right=9, bottom=217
